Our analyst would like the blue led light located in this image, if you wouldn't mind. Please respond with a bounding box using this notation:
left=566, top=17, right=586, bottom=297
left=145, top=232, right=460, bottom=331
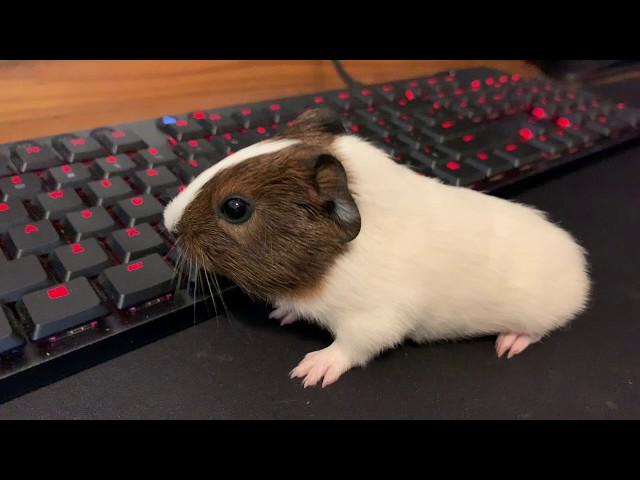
left=162, top=116, right=177, bottom=125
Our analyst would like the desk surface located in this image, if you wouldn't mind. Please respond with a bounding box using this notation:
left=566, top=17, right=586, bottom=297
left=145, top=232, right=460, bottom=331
left=1, top=63, right=639, bottom=419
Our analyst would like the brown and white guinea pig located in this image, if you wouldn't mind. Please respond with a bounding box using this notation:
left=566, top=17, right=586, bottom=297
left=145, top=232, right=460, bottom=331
left=163, top=108, right=591, bottom=388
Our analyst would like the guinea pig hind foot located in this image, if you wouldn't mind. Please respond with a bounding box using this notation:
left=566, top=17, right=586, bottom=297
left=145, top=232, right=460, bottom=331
left=495, top=332, right=542, bottom=359
left=269, top=306, right=300, bottom=326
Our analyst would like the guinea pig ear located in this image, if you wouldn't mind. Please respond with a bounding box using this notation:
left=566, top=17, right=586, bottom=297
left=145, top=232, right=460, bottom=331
left=312, top=154, right=361, bottom=243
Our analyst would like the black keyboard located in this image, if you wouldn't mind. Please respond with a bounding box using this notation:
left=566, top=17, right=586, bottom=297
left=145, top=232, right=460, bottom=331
left=1, top=66, right=639, bottom=389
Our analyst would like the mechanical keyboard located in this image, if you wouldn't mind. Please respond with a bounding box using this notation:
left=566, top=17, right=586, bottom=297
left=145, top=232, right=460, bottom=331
left=1, top=66, right=639, bottom=389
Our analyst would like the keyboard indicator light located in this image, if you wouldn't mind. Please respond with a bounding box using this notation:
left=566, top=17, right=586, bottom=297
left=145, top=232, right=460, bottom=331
left=127, top=261, right=143, bottom=272
left=71, top=243, right=85, bottom=254
left=47, top=285, right=69, bottom=300
left=162, top=116, right=177, bottom=125
left=24, top=224, right=39, bottom=234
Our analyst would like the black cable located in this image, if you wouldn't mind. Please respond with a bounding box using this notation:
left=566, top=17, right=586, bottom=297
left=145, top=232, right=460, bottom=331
left=331, top=60, right=363, bottom=89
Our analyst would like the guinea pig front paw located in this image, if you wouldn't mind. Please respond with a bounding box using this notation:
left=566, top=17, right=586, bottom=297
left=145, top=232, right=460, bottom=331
left=269, top=306, right=300, bottom=326
left=290, top=344, right=353, bottom=388
left=495, top=332, right=541, bottom=359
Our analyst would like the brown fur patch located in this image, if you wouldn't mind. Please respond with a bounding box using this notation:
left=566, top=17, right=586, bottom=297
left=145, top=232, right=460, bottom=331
left=175, top=142, right=360, bottom=302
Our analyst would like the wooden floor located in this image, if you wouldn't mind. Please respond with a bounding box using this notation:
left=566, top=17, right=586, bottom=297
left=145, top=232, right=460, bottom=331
left=0, top=60, right=540, bottom=143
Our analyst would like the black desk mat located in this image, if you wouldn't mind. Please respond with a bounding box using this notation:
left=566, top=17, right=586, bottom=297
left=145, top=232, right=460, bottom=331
left=0, top=79, right=638, bottom=419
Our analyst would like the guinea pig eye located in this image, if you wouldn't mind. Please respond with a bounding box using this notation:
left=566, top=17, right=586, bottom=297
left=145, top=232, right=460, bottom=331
left=219, top=196, right=253, bottom=224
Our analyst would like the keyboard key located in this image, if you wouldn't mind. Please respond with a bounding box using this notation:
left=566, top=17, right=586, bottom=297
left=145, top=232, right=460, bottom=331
left=98, top=253, right=174, bottom=309
left=135, top=146, right=179, bottom=169
left=464, top=151, right=514, bottom=177
left=49, top=238, right=112, bottom=282
left=195, top=111, right=239, bottom=135
left=494, top=142, right=543, bottom=167
left=263, top=104, right=298, bottom=124
left=5, top=220, right=62, bottom=258
left=52, top=134, right=106, bottom=163
left=92, top=128, right=148, bottom=154
left=11, top=141, right=63, bottom=172
left=526, top=135, right=567, bottom=156
left=158, top=184, right=186, bottom=204
left=175, top=138, right=223, bottom=162
left=83, top=177, right=133, bottom=206
left=231, top=108, right=272, bottom=129
left=0, top=200, right=30, bottom=234
left=63, top=207, right=116, bottom=242
left=0, top=153, right=15, bottom=177
left=0, top=308, right=25, bottom=356
left=112, top=194, right=164, bottom=227
left=0, top=173, right=43, bottom=201
left=436, top=130, right=506, bottom=159
left=91, top=154, right=137, bottom=178
left=157, top=116, right=207, bottom=142
left=432, top=160, right=486, bottom=186
left=33, top=189, right=84, bottom=220
left=173, top=158, right=212, bottom=183
left=18, top=277, right=108, bottom=341
left=106, top=223, right=168, bottom=263
left=419, top=117, right=481, bottom=143
left=45, top=163, right=93, bottom=190
left=131, top=167, right=180, bottom=195
left=0, top=256, right=50, bottom=302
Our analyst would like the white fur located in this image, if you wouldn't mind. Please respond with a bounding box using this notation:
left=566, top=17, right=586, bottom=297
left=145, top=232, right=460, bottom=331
left=163, top=138, right=300, bottom=233
left=279, top=135, right=591, bottom=383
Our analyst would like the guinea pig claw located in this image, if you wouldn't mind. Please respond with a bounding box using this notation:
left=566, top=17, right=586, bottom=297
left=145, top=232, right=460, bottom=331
left=495, top=332, right=539, bottom=359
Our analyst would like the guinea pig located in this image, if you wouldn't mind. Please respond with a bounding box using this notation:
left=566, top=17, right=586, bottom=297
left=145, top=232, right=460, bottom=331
left=163, top=108, right=591, bottom=388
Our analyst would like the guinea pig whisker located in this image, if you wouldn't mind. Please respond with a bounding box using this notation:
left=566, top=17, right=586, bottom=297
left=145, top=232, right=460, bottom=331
left=192, top=258, right=199, bottom=325
left=200, top=253, right=219, bottom=318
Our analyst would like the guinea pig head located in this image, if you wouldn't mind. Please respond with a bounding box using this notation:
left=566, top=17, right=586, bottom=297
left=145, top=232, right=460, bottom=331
left=163, top=140, right=361, bottom=301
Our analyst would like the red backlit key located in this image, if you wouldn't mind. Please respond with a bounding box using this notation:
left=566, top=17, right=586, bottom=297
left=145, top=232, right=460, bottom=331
left=231, top=108, right=272, bottom=129
left=157, top=116, right=207, bottom=142
left=0, top=308, right=25, bottom=356
left=52, top=134, right=106, bottom=163
left=33, top=189, right=84, bottom=220
left=494, top=142, right=543, bottom=167
left=131, top=167, right=180, bottom=195
left=0, top=256, right=50, bottom=303
left=11, top=141, right=63, bottom=172
left=92, top=154, right=137, bottom=178
left=464, top=151, right=514, bottom=177
left=175, top=138, right=223, bottom=162
left=0, top=199, right=30, bottom=234
left=264, top=104, right=298, bottom=124
left=97, top=253, right=174, bottom=309
left=45, top=162, right=93, bottom=190
left=5, top=220, right=62, bottom=258
left=158, top=184, right=186, bottom=204
left=436, top=130, right=506, bottom=159
left=106, top=223, right=168, bottom=263
left=17, top=277, right=108, bottom=341
left=83, top=176, right=133, bottom=206
left=195, top=112, right=239, bottom=135
left=419, top=117, right=481, bottom=143
left=63, top=207, right=117, bottom=242
left=49, top=238, right=112, bottom=282
left=174, top=157, right=212, bottom=184
left=112, top=194, right=164, bottom=227
left=91, top=128, right=148, bottom=154
left=135, top=146, right=179, bottom=169
left=432, top=160, right=486, bottom=186
left=0, top=173, right=43, bottom=201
